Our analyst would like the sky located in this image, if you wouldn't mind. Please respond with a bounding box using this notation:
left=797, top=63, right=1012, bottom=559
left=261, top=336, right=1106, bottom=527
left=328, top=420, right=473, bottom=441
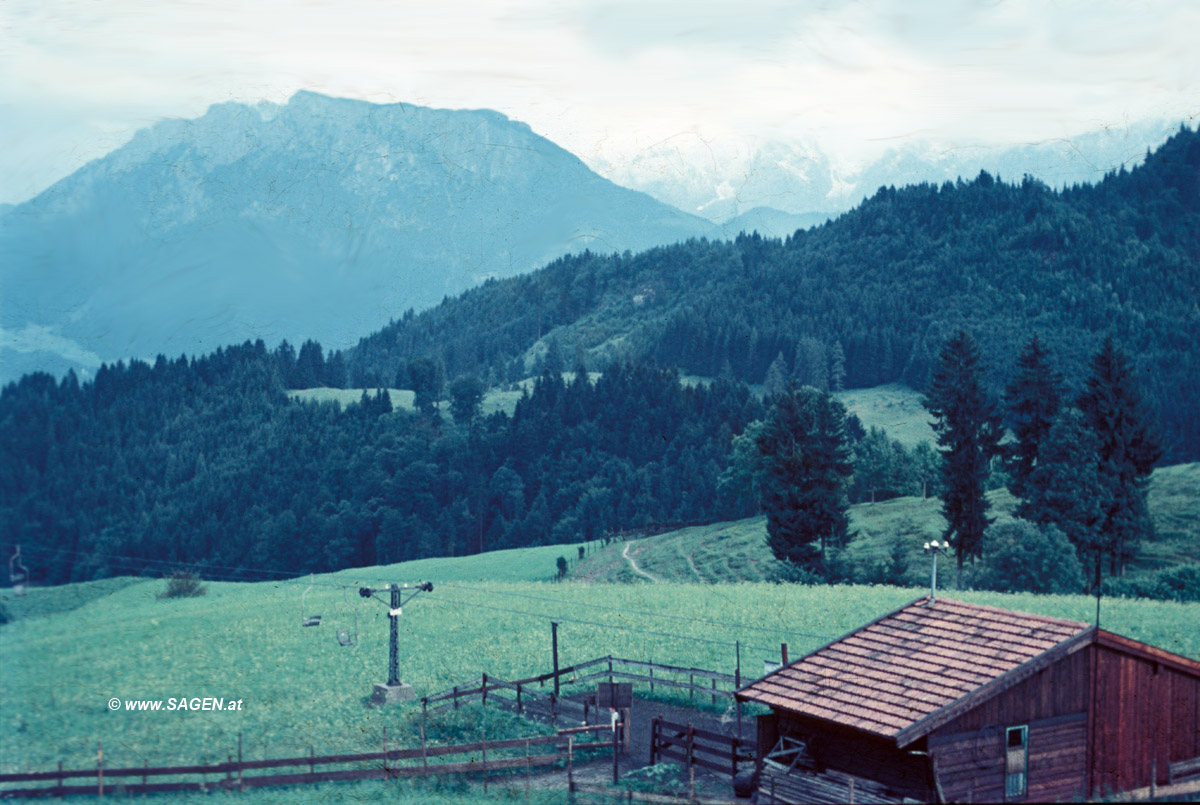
left=1, top=0, right=1198, bottom=205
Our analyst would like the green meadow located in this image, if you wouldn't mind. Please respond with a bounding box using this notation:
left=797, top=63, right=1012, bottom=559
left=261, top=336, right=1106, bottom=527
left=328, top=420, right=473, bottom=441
left=4, top=545, right=1200, bottom=792
left=578, top=463, right=1199, bottom=588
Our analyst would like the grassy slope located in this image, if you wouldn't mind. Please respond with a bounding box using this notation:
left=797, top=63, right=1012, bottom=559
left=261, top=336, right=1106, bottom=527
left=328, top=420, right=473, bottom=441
left=577, top=463, right=1198, bottom=587
left=835, top=382, right=937, bottom=446
left=290, top=380, right=934, bottom=439
left=2, top=544, right=1199, bottom=803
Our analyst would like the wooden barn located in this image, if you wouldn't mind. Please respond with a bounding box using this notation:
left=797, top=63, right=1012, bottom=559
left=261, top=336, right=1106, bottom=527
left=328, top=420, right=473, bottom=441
left=736, top=596, right=1200, bottom=803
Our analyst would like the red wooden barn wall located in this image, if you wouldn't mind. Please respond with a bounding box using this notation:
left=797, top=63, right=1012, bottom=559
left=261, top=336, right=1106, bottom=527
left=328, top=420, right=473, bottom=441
left=1089, top=640, right=1200, bottom=795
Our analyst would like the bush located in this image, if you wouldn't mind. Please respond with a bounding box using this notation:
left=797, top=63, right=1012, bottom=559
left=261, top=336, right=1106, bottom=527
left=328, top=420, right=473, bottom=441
left=158, top=571, right=207, bottom=599
left=1103, top=565, right=1200, bottom=603
left=0, top=602, right=10, bottom=625
left=966, top=519, right=1085, bottom=594
left=619, top=763, right=687, bottom=796
left=764, top=560, right=822, bottom=585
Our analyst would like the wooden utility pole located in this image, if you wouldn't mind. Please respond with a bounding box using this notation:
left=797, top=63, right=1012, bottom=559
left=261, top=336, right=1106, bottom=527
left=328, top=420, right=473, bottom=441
left=552, top=622, right=561, bottom=697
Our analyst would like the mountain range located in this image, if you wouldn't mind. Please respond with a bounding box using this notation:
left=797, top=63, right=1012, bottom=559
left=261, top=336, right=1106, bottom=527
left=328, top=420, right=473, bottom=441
left=0, top=92, right=1185, bottom=385
left=0, top=92, right=711, bottom=384
left=594, top=119, right=1181, bottom=222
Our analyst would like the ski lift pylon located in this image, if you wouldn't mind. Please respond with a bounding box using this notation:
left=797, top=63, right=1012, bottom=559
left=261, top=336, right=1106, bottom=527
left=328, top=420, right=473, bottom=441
left=301, top=573, right=321, bottom=627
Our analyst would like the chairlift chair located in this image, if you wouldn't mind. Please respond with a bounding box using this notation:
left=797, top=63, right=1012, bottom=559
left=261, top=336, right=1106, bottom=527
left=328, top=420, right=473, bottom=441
left=301, top=573, right=321, bottom=627
left=9, top=545, right=28, bottom=596
left=336, top=586, right=358, bottom=647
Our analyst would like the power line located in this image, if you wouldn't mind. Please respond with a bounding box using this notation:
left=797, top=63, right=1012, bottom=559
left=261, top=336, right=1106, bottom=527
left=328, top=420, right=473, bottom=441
left=422, top=591, right=779, bottom=655
left=440, top=580, right=834, bottom=641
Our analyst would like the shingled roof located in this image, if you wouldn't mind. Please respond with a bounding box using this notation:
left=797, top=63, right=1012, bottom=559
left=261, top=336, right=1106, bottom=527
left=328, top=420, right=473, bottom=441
left=737, top=596, right=1092, bottom=747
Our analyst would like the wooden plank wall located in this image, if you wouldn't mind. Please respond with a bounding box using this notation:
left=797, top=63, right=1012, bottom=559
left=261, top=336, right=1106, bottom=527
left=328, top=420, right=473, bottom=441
left=928, top=649, right=1091, bottom=802
left=777, top=714, right=931, bottom=800
left=929, top=714, right=1086, bottom=803
left=1090, top=644, right=1200, bottom=795
left=936, top=647, right=1090, bottom=732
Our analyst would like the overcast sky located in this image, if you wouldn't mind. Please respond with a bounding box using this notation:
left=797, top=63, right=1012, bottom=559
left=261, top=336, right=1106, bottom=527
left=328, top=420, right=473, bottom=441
left=1, top=0, right=1197, bottom=204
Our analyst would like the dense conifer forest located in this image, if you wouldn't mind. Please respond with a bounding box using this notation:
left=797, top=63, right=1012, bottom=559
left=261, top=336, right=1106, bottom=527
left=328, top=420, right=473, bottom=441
left=0, top=349, right=760, bottom=583
left=347, top=126, right=1200, bottom=461
left=1, top=126, right=1196, bottom=585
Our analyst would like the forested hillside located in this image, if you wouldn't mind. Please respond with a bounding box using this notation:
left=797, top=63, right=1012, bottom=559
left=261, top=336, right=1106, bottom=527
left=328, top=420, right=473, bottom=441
left=347, top=125, right=1200, bottom=461
left=2, top=127, right=1197, bottom=587
left=0, top=347, right=759, bottom=584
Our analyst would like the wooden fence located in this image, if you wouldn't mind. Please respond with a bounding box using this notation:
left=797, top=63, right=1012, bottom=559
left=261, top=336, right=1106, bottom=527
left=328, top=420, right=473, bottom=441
left=0, top=725, right=614, bottom=800
left=649, top=717, right=749, bottom=779
left=421, top=655, right=741, bottom=724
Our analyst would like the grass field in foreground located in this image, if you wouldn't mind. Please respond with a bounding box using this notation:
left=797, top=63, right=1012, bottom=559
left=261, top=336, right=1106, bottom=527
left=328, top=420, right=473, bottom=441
left=4, top=547, right=1199, bottom=790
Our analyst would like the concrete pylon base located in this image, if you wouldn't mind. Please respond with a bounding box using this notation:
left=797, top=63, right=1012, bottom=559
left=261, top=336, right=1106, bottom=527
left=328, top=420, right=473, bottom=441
left=370, top=682, right=415, bottom=706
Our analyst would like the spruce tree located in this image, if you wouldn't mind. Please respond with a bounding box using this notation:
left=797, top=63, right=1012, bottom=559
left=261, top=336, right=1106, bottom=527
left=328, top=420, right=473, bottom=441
left=1077, top=337, right=1163, bottom=575
left=829, top=341, right=846, bottom=394
left=1003, top=333, right=1063, bottom=498
left=922, top=330, right=1003, bottom=587
left=756, top=386, right=852, bottom=575
left=1022, top=407, right=1109, bottom=591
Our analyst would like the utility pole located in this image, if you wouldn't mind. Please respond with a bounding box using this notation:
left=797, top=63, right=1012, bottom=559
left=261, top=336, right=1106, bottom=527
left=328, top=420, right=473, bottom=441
left=361, top=581, right=432, bottom=706
left=389, top=584, right=401, bottom=686
left=552, top=622, right=561, bottom=697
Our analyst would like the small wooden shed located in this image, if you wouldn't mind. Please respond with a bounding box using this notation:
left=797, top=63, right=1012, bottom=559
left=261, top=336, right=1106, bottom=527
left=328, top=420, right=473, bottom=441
left=736, top=596, right=1200, bottom=803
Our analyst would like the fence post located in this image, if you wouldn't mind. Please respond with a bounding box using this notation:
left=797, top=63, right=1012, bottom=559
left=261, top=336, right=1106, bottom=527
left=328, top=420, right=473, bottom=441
left=736, top=641, right=742, bottom=738
left=237, top=732, right=243, bottom=793
left=690, top=672, right=694, bottom=702
left=711, top=677, right=716, bottom=705
left=517, top=683, right=523, bottom=715
left=226, top=755, right=233, bottom=788
left=97, top=741, right=103, bottom=800
left=613, top=715, right=621, bottom=784
left=421, top=717, right=429, bottom=773
left=383, top=726, right=389, bottom=778
left=525, top=738, right=531, bottom=794
left=687, top=725, right=695, bottom=801
left=482, top=673, right=488, bottom=708
left=650, top=663, right=654, bottom=694
left=650, top=717, right=658, bottom=765
left=781, top=643, right=789, bottom=666
left=309, top=746, right=314, bottom=775
left=608, top=656, right=613, bottom=685
left=453, top=685, right=459, bottom=709
left=482, top=728, right=488, bottom=794
left=567, top=736, right=575, bottom=793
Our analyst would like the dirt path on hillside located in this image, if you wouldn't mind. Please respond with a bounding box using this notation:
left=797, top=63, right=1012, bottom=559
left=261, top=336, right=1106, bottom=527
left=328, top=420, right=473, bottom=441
left=685, top=550, right=706, bottom=582
left=623, top=541, right=661, bottom=582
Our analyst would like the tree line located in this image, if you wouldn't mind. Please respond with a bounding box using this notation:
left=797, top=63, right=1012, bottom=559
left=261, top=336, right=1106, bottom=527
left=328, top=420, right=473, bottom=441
left=747, top=330, right=1162, bottom=596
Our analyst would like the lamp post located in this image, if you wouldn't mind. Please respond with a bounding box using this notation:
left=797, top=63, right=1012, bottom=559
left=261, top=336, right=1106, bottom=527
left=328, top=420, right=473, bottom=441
left=923, top=540, right=951, bottom=603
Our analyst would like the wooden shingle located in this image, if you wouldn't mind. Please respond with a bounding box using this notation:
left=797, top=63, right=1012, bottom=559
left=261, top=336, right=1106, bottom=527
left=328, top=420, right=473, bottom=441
left=737, top=596, right=1090, bottom=743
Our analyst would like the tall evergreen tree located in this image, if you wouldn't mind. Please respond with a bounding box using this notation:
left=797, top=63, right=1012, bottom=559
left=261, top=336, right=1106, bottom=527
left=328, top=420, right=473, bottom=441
left=1003, top=334, right=1064, bottom=498
left=829, top=341, right=846, bottom=394
left=763, top=352, right=790, bottom=397
left=1022, top=407, right=1109, bottom=592
left=1077, top=337, right=1163, bottom=575
left=756, top=386, right=852, bottom=575
left=922, top=330, right=1003, bottom=586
